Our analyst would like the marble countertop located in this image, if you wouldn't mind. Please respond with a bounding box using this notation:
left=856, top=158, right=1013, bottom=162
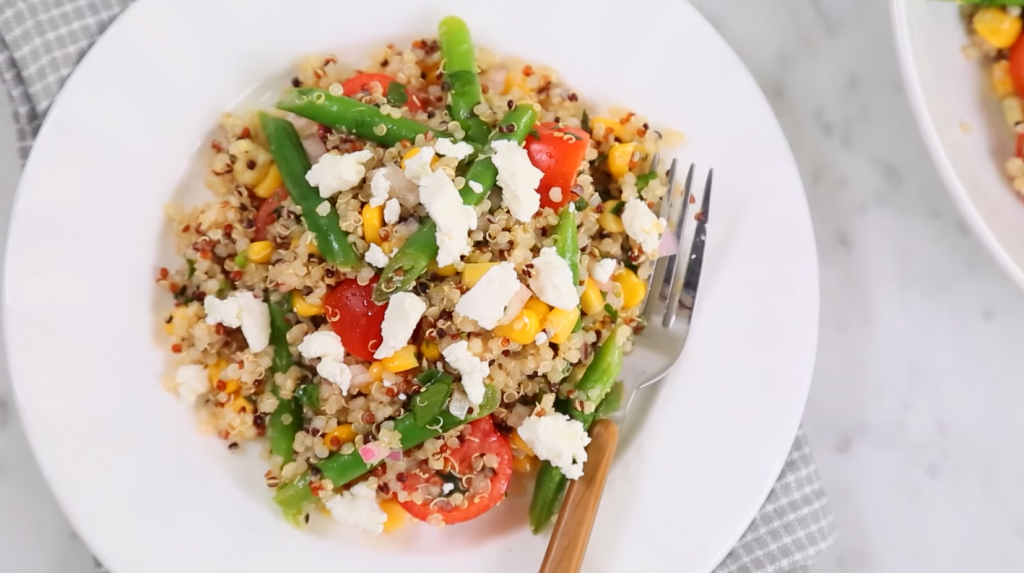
left=3, top=0, right=1024, bottom=571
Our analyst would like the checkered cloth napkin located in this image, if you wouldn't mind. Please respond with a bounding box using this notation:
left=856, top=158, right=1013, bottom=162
left=0, top=1, right=837, bottom=571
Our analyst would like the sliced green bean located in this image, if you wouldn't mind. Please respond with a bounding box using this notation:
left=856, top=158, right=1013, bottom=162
left=277, top=88, right=440, bottom=147
left=266, top=296, right=302, bottom=463
left=438, top=16, right=489, bottom=144
left=371, top=219, right=439, bottom=304
left=459, top=103, right=539, bottom=205
left=554, top=206, right=580, bottom=285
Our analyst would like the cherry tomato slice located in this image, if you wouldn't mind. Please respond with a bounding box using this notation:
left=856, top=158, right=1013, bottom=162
left=253, top=187, right=288, bottom=241
left=399, top=416, right=513, bottom=525
left=323, top=276, right=387, bottom=362
left=342, top=73, right=424, bottom=113
left=524, top=122, right=591, bottom=211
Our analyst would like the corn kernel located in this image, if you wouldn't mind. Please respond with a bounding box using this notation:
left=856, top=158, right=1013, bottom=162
left=420, top=340, right=441, bottom=361
left=379, top=498, right=408, bottom=533
left=545, top=307, right=580, bottom=345
left=614, top=269, right=646, bottom=310
left=974, top=7, right=1023, bottom=49
left=323, top=424, right=357, bottom=450
left=292, top=291, right=324, bottom=317
left=368, top=361, right=387, bottom=382
left=363, top=204, right=384, bottom=245
left=523, top=297, right=550, bottom=323
left=247, top=240, right=274, bottom=264
left=382, top=345, right=418, bottom=373
left=581, top=278, right=605, bottom=316
left=381, top=241, right=394, bottom=255
left=494, top=309, right=542, bottom=345
left=994, top=60, right=1016, bottom=98
left=400, top=147, right=439, bottom=170
left=513, top=454, right=537, bottom=473
left=208, top=360, right=228, bottom=385
left=598, top=201, right=625, bottom=233
left=163, top=322, right=174, bottom=335
left=510, top=429, right=535, bottom=457
left=254, top=163, right=282, bottom=198
left=502, top=72, right=529, bottom=95
left=227, top=396, right=252, bottom=414
left=428, top=261, right=458, bottom=276
left=461, top=262, right=498, bottom=288
left=607, top=142, right=638, bottom=179
left=590, top=117, right=631, bottom=141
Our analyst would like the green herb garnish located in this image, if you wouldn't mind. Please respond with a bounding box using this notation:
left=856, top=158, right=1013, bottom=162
left=386, top=81, right=408, bottom=107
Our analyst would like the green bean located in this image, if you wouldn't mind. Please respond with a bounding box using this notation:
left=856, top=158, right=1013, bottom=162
left=438, top=16, right=489, bottom=144
left=259, top=112, right=361, bottom=268
left=553, top=206, right=580, bottom=285
left=371, top=219, right=439, bottom=304
left=528, top=334, right=624, bottom=532
left=277, top=88, right=440, bottom=147
left=459, top=103, right=539, bottom=205
left=266, top=296, right=302, bottom=463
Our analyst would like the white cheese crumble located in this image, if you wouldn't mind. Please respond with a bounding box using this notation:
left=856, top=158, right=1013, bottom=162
left=418, top=169, right=477, bottom=266
left=490, top=140, right=543, bottom=222
left=305, top=150, right=374, bottom=198
left=383, top=197, right=401, bottom=225
left=403, top=146, right=436, bottom=185
left=622, top=198, right=666, bottom=254
left=528, top=247, right=580, bottom=311
left=374, top=292, right=427, bottom=359
left=517, top=411, right=591, bottom=480
left=174, top=364, right=208, bottom=405
left=204, top=291, right=271, bottom=352
left=369, top=169, right=391, bottom=207
left=590, top=258, right=618, bottom=284
left=364, top=243, right=390, bottom=268
left=433, top=138, right=475, bottom=160
left=441, top=482, right=455, bottom=495
left=297, top=330, right=352, bottom=394
left=448, top=387, right=471, bottom=420
left=534, top=331, right=549, bottom=345
left=324, top=481, right=388, bottom=535
left=315, top=200, right=332, bottom=216
left=442, top=340, right=489, bottom=406
left=454, top=262, right=522, bottom=329
left=467, top=180, right=484, bottom=195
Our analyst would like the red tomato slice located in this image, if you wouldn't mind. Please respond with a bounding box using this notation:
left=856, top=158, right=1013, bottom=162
left=323, top=277, right=387, bottom=361
left=524, top=122, right=591, bottom=211
left=342, top=73, right=424, bottom=113
left=1011, top=35, right=1024, bottom=99
left=399, top=416, right=513, bottom=525
left=1017, top=132, right=1024, bottom=158
left=253, top=187, right=288, bottom=241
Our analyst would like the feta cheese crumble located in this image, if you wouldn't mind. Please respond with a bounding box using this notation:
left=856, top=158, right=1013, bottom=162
left=442, top=340, right=489, bottom=406
left=454, top=262, right=522, bottom=329
left=403, top=146, right=436, bottom=185
left=418, top=169, right=477, bottom=266
left=204, top=291, right=271, bottom=352
left=517, top=411, right=592, bottom=480
left=383, top=197, right=401, bottom=225
left=528, top=247, right=580, bottom=311
left=433, top=138, right=475, bottom=160
left=175, top=364, right=208, bottom=405
left=490, top=140, right=543, bottom=222
left=305, top=150, right=374, bottom=198
left=298, top=330, right=352, bottom=393
left=369, top=169, right=391, bottom=207
left=365, top=243, right=390, bottom=268
left=622, top=198, right=666, bottom=254
left=324, top=481, right=388, bottom=535
left=590, top=258, right=618, bottom=284
left=374, top=292, right=427, bottom=359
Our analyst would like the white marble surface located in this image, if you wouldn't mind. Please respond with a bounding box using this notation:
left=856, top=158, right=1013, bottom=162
left=3, top=0, right=1024, bottom=571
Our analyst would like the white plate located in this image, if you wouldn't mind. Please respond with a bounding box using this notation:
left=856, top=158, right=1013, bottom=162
left=893, top=0, right=1024, bottom=289
left=3, top=1, right=818, bottom=572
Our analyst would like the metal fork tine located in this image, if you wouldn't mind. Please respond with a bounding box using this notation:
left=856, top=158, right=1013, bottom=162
left=664, top=169, right=711, bottom=327
left=655, top=164, right=695, bottom=326
left=641, top=158, right=679, bottom=319
left=681, top=170, right=713, bottom=311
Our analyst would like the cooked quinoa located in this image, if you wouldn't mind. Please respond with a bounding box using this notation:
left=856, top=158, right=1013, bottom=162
left=157, top=16, right=681, bottom=534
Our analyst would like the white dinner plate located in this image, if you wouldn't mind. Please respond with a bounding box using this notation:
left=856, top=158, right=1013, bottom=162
left=893, top=0, right=1024, bottom=290
left=3, top=1, right=818, bottom=571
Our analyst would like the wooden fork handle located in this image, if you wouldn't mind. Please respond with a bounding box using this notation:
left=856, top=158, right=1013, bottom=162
left=538, top=419, right=620, bottom=573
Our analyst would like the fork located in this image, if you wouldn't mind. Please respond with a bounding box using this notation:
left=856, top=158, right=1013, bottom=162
left=538, top=159, right=714, bottom=573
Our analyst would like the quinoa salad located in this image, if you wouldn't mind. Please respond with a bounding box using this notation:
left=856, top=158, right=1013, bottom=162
left=157, top=16, right=681, bottom=535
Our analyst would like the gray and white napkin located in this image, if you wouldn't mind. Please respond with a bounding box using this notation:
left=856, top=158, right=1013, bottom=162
left=0, top=1, right=837, bottom=571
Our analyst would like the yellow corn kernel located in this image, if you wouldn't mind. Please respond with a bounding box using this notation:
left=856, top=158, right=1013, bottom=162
left=428, top=260, right=458, bottom=276
left=163, top=321, right=175, bottom=335
left=247, top=240, right=274, bottom=264
left=510, top=429, right=535, bottom=457
left=974, top=7, right=1023, bottom=49
left=227, top=396, right=253, bottom=414
left=523, top=297, right=550, bottom=323
left=292, top=291, right=324, bottom=317
left=598, top=201, right=625, bottom=233
left=420, top=340, right=441, bottom=361
left=590, top=117, right=630, bottom=142
left=208, top=360, right=228, bottom=385
left=545, top=307, right=580, bottom=345
left=461, top=262, right=498, bottom=288
left=164, top=306, right=189, bottom=334
left=581, top=278, right=605, bottom=316
left=381, top=241, right=394, bottom=255
left=614, top=269, right=646, bottom=310
left=290, top=235, right=320, bottom=256
left=254, top=163, right=283, bottom=198
left=382, top=345, right=419, bottom=373
left=379, top=498, right=408, bottom=533
left=493, top=309, right=542, bottom=345
left=323, top=424, right=357, bottom=450
left=994, top=60, right=1016, bottom=98
left=400, top=147, right=439, bottom=169
left=607, top=142, right=639, bottom=179
left=363, top=203, right=384, bottom=245
left=368, top=361, right=386, bottom=382
left=502, top=72, right=529, bottom=95
left=513, top=454, right=537, bottom=473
